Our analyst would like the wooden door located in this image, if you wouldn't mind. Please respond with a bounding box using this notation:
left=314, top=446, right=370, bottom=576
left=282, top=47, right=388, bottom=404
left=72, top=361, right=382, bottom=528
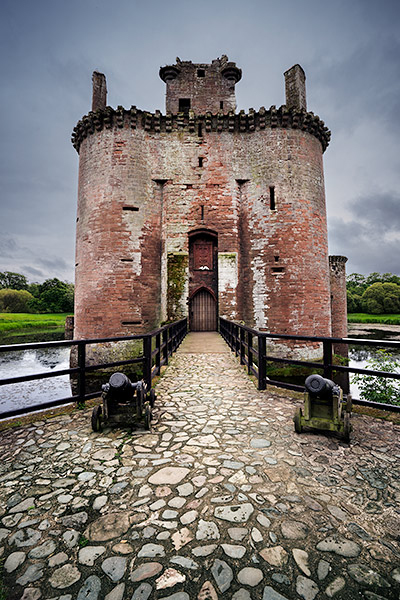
left=190, top=289, right=216, bottom=331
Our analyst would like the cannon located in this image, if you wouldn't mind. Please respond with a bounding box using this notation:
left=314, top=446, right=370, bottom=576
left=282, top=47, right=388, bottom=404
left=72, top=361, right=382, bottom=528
left=293, top=374, right=352, bottom=442
left=91, top=372, right=156, bottom=432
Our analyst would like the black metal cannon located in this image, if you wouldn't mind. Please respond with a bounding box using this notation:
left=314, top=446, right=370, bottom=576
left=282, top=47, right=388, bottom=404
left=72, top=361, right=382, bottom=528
left=91, top=372, right=155, bottom=432
left=293, top=374, right=352, bottom=442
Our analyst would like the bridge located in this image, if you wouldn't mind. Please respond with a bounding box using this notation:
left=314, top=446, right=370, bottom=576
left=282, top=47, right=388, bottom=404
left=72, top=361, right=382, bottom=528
left=0, top=328, right=399, bottom=599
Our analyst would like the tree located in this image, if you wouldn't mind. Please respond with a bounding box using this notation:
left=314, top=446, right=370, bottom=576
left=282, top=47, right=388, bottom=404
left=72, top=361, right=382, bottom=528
left=0, top=271, right=28, bottom=290
left=361, top=282, right=400, bottom=314
left=36, top=278, right=74, bottom=313
left=0, top=289, right=34, bottom=313
left=347, top=291, right=362, bottom=313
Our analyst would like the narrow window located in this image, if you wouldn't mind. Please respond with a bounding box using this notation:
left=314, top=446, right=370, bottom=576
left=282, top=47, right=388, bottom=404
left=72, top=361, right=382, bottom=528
left=269, top=186, right=276, bottom=210
left=274, top=255, right=279, bottom=262
left=121, top=259, right=133, bottom=262
left=197, top=69, right=205, bottom=77
left=220, top=101, right=224, bottom=109
left=123, top=206, right=139, bottom=211
left=272, top=267, right=284, bottom=273
left=122, top=320, right=141, bottom=325
left=201, top=205, right=204, bottom=220
left=179, top=98, right=191, bottom=114
left=198, top=123, right=203, bottom=137
left=198, top=157, right=204, bottom=167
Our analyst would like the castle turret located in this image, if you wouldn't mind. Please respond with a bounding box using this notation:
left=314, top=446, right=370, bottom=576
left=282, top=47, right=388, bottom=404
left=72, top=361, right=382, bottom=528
left=92, top=71, right=107, bottom=111
left=284, top=64, right=307, bottom=111
left=159, top=55, right=241, bottom=115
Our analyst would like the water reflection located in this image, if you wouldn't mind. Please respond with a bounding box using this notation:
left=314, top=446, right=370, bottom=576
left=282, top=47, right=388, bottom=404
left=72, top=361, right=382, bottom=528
left=348, top=327, right=400, bottom=400
left=0, top=337, right=71, bottom=415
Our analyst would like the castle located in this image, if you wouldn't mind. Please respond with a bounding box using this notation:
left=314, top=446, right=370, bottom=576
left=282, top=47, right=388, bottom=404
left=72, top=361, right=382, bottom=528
left=72, top=56, right=347, bottom=357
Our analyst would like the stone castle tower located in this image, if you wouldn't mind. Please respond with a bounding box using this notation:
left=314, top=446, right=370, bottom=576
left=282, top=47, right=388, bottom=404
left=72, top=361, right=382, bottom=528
left=72, top=56, right=347, bottom=355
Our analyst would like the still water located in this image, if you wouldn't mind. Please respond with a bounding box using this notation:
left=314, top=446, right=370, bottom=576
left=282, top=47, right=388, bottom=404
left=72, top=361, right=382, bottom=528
left=0, top=333, right=71, bottom=416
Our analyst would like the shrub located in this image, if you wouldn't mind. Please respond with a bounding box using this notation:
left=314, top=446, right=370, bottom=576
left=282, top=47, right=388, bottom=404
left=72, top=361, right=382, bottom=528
left=352, top=349, right=400, bottom=406
left=0, top=289, right=35, bottom=313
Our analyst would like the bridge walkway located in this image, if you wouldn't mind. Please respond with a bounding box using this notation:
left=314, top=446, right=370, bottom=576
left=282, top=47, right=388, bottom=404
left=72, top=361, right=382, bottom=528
left=0, top=331, right=399, bottom=598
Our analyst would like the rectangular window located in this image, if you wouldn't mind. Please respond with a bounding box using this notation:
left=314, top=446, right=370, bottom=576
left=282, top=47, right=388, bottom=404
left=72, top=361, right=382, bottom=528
left=220, top=101, right=224, bottom=109
left=201, top=205, right=204, bottom=220
left=197, top=69, right=205, bottom=77
left=123, top=206, right=139, bottom=211
left=198, top=157, right=204, bottom=167
left=269, top=186, right=276, bottom=210
left=198, top=123, right=203, bottom=137
left=179, top=98, right=191, bottom=114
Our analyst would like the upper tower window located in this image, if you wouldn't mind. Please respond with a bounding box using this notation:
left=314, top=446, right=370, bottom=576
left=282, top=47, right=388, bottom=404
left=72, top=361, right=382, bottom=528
left=179, top=98, right=191, bottom=114
left=197, top=69, right=205, bottom=78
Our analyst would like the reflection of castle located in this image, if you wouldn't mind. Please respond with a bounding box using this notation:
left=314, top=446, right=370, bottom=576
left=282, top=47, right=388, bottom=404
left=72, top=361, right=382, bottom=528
left=72, top=56, right=347, bottom=353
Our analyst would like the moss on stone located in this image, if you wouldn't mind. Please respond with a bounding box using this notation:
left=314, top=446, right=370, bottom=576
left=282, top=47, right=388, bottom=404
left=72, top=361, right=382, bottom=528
left=167, top=253, right=188, bottom=320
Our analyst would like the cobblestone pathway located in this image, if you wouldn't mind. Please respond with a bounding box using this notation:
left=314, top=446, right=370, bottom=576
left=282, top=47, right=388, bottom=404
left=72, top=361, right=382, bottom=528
left=0, top=335, right=400, bottom=600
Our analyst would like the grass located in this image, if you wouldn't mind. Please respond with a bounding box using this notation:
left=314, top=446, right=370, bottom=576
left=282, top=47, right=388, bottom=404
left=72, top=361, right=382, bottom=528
left=0, top=313, right=69, bottom=333
left=348, top=313, right=400, bottom=325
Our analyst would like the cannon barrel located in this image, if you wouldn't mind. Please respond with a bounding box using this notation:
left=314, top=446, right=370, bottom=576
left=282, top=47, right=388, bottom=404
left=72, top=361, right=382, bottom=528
left=305, top=374, right=337, bottom=398
left=102, top=372, right=139, bottom=402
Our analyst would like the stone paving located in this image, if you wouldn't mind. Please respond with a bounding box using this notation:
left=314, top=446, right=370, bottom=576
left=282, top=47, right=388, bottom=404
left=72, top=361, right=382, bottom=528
left=0, top=333, right=400, bottom=600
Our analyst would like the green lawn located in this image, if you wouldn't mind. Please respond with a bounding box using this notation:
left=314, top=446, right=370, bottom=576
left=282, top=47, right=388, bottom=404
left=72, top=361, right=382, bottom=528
left=0, top=313, right=69, bottom=333
left=348, top=313, right=400, bottom=325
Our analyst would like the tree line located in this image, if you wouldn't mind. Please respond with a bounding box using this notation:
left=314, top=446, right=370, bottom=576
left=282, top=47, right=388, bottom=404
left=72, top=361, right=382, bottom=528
left=0, top=271, right=74, bottom=314
left=347, top=272, right=400, bottom=314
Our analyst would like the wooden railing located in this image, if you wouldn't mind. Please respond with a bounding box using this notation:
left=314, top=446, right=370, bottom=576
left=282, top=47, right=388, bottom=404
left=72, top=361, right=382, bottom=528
left=219, top=317, right=400, bottom=413
left=0, top=318, right=187, bottom=420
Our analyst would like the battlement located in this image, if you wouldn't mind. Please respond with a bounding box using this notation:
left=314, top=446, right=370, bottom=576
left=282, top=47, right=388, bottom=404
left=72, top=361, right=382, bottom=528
left=71, top=104, right=330, bottom=152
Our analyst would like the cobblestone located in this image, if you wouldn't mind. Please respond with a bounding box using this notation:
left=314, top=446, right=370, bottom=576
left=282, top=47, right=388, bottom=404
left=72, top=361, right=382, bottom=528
left=0, top=334, right=400, bottom=599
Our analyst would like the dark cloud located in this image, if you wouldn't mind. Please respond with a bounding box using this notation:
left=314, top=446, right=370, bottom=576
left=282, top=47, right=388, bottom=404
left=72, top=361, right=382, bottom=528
left=328, top=192, right=400, bottom=275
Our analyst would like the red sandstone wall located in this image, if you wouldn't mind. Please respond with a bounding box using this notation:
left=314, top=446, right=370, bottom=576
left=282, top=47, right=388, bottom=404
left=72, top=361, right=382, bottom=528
left=329, top=256, right=348, bottom=339
left=232, top=128, right=332, bottom=339
left=74, top=118, right=331, bottom=343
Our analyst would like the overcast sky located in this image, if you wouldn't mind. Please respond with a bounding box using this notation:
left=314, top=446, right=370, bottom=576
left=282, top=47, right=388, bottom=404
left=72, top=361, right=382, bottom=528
left=1, top=0, right=399, bottom=283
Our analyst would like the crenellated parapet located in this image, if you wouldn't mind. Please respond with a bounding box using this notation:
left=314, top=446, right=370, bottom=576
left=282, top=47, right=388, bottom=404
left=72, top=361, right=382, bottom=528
left=71, top=104, right=331, bottom=152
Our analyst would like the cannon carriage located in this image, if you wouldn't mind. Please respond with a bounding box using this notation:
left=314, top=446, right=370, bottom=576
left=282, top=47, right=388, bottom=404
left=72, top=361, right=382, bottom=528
left=91, top=372, right=155, bottom=432
left=294, top=374, right=352, bottom=442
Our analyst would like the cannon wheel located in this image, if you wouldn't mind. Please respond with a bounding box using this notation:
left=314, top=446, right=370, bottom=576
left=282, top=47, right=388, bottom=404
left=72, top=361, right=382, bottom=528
left=91, top=405, right=102, bottom=432
left=148, top=388, right=156, bottom=408
left=294, top=407, right=302, bottom=434
left=136, top=382, right=144, bottom=418
left=345, top=394, right=353, bottom=413
left=343, top=412, right=351, bottom=443
left=144, top=404, right=152, bottom=431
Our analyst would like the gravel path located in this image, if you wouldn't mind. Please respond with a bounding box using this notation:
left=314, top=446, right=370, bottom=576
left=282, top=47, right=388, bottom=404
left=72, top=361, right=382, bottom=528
left=0, top=336, right=399, bottom=599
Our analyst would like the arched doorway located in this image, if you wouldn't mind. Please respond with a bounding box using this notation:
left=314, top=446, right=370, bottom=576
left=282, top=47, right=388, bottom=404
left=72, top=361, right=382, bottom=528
left=190, top=288, right=217, bottom=331
left=188, top=229, right=218, bottom=331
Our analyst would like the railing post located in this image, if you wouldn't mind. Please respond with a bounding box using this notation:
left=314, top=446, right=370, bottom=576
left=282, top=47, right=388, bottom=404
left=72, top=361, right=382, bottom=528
left=163, top=328, right=169, bottom=366
left=77, top=341, right=86, bottom=405
left=323, top=340, right=333, bottom=380
left=248, top=331, right=253, bottom=375
left=240, top=328, right=245, bottom=365
left=156, top=333, right=161, bottom=375
left=143, top=335, right=152, bottom=389
left=258, top=334, right=266, bottom=390
left=235, top=324, right=239, bottom=356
